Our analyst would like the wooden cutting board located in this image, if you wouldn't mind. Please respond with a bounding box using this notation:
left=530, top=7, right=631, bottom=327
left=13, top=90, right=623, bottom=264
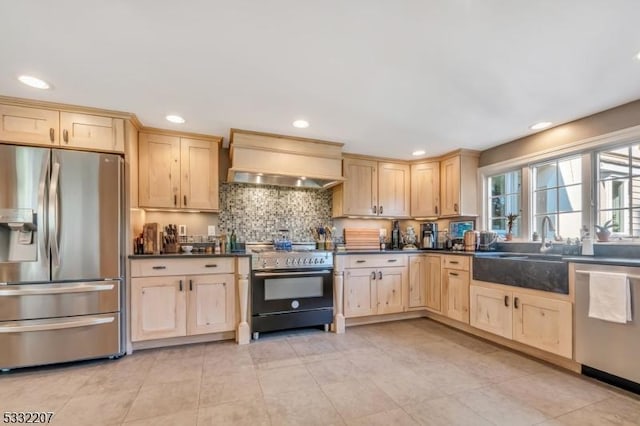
left=344, top=228, right=380, bottom=250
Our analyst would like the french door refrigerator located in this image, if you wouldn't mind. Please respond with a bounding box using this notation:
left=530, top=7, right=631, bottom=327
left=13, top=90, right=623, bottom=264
left=0, top=144, right=124, bottom=369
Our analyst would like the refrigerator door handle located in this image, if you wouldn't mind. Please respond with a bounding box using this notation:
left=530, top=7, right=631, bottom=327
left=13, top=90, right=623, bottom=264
left=38, top=154, right=50, bottom=263
left=0, top=316, right=114, bottom=334
left=49, top=161, right=61, bottom=267
left=0, top=282, right=115, bottom=296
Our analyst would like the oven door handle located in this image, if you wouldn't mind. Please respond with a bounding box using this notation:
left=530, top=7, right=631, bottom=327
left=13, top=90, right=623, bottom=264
left=254, top=270, right=332, bottom=277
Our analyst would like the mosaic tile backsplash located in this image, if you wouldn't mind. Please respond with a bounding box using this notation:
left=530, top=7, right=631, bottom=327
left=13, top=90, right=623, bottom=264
left=218, top=183, right=333, bottom=242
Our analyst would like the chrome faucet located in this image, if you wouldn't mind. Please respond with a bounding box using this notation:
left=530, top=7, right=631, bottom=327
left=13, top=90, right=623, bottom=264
left=540, top=215, right=555, bottom=253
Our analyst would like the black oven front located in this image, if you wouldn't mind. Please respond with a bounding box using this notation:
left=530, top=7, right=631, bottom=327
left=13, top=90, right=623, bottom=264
left=251, top=268, right=334, bottom=339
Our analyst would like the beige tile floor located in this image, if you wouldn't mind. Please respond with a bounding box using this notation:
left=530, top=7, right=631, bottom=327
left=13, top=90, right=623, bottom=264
left=1, top=318, right=639, bottom=425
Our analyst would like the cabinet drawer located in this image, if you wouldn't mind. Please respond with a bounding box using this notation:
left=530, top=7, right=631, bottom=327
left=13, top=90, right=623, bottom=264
left=131, top=258, right=234, bottom=277
left=346, top=253, right=407, bottom=269
left=442, top=255, right=469, bottom=271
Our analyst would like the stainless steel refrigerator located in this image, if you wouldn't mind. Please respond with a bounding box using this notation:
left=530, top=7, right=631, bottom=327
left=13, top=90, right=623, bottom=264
left=0, top=144, right=123, bottom=370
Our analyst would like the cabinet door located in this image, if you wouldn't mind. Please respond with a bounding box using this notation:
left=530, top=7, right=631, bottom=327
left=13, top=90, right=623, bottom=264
left=0, top=104, right=59, bottom=146
left=443, top=268, right=469, bottom=323
left=409, top=256, right=426, bottom=308
left=187, top=274, right=235, bottom=335
left=512, top=293, right=572, bottom=358
left=470, top=285, right=512, bottom=339
left=425, top=255, right=442, bottom=312
left=138, top=133, right=181, bottom=208
left=440, top=156, right=460, bottom=216
left=180, top=137, right=219, bottom=211
left=377, top=267, right=406, bottom=314
left=410, top=161, right=440, bottom=217
left=344, top=268, right=377, bottom=317
left=59, top=112, right=124, bottom=153
left=378, top=162, right=410, bottom=217
left=131, top=276, right=186, bottom=341
left=342, top=158, right=378, bottom=216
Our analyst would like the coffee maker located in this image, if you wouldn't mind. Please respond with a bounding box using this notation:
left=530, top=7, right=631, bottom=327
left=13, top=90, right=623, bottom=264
left=420, top=222, right=438, bottom=249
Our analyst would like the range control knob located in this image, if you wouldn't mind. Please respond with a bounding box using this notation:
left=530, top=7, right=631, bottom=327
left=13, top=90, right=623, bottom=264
left=303, top=258, right=308, bottom=265
left=320, top=258, right=325, bottom=264
left=314, top=258, right=319, bottom=264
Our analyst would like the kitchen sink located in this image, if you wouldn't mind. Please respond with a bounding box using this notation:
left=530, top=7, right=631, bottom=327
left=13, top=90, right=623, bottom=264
left=473, top=252, right=568, bottom=293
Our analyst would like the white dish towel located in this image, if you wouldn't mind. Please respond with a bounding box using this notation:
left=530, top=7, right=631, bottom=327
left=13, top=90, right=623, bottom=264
left=588, top=272, right=632, bottom=323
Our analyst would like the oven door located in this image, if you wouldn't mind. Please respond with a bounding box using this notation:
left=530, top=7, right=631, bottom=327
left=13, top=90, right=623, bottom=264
left=252, top=269, right=333, bottom=315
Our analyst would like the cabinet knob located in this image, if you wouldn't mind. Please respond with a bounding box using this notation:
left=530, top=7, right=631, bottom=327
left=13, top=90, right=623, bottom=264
left=372, top=206, right=377, bottom=214
left=184, top=195, right=187, bottom=206
left=378, top=271, right=382, bottom=280
left=454, top=203, right=459, bottom=213
left=435, top=205, right=438, bottom=215
left=371, top=271, right=376, bottom=280
left=49, top=128, right=55, bottom=143
left=189, top=279, right=193, bottom=291
left=174, top=195, right=177, bottom=206
left=504, top=295, right=509, bottom=307
left=514, top=297, right=519, bottom=309
left=63, top=129, right=69, bottom=143
left=179, top=280, right=183, bottom=291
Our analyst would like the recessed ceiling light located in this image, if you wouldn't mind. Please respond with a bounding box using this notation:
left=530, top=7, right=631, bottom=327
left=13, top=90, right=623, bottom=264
left=18, top=75, right=50, bottom=89
left=166, top=115, right=186, bottom=124
left=293, top=120, right=309, bottom=128
left=412, top=150, right=426, bottom=156
left=635, top=51, right=640, bottom=61
left=529, top=121, right=552, bottom=130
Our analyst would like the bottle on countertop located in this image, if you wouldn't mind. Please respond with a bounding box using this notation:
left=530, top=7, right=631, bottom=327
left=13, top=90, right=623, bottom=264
left=230, top=229, right=237, bottom=252
left=391, top=220, right=401, bottom=250
left=225, top=229, right=231, bottom=253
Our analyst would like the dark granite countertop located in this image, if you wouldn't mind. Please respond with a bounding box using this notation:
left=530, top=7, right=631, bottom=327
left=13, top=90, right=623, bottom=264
left=335, top=249, right=474, bottom=256
left=563, top=256, right=640, bottom=267
left=129, top=253, right=250, bottom=259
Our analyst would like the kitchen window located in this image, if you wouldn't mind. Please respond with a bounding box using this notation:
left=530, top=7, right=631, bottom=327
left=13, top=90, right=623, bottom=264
left=488, top=170, right=521, bottom=237
left=596, top=143, right=640, bottom=237
left=532, top=156, right=582, bottom=239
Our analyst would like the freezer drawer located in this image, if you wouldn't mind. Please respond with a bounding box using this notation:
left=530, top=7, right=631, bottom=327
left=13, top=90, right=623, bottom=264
left=0, top=280, right=120, bottom=321
left=0, top=312, right=121, bottom=369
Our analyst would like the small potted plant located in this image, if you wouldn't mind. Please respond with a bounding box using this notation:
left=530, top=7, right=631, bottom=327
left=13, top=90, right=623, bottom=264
left=595, top=220, right=615, bottom=242
left=506, top=213, right=518, bottom=241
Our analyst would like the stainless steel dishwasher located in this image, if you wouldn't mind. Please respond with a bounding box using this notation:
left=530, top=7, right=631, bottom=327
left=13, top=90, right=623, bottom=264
left=574, top=263, right=640, bottom=390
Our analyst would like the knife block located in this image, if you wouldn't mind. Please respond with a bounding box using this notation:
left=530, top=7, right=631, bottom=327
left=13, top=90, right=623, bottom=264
left=163, top=243, right=179, bottom=254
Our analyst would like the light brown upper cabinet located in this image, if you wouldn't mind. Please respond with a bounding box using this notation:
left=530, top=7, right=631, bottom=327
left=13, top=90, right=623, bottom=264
left=138, top=132, right=220, bottom=211
left=410, top=161, right=440, bottom=217
left=440, top=151, right=479, bottom=217
left=0, top=104, right=124, bottom=153
left=333, top=156, right=410, bottom=218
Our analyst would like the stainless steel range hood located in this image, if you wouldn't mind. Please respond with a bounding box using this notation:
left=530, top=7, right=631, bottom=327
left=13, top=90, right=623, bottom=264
left=227, top=129, right=345, bottom=189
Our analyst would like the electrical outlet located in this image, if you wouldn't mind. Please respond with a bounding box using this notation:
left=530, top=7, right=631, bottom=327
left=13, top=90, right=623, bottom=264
left=208, top=225, right=216, bottom=236
left=178, top=224, right=187, bottom=236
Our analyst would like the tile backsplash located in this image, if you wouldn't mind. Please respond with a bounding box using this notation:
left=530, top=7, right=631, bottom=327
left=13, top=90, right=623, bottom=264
left=218, top=183, right=332, bottom=242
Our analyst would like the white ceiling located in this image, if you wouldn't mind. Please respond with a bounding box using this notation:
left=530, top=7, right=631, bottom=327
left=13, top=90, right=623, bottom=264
left=2, top=1, right=640, bottom=159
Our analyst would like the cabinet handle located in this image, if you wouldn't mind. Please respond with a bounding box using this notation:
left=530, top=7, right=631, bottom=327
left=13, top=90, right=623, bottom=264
left=504, top=295, right=509, bottom=307
left=152, top=266, right=166, bottom=270
left=174, top=195, right=177, bottom=206
left=372, top=206, right=377, bottom=214
left=356, top=260, right=366, bottom=263
left=378, top=271, right=382, bottom=280
left=371, top=271, right=376, bottom=280
left=49, top=128, right=54, bottom=142
left=179, top=280, right=183, bottom=291
left=435, top=205, right=438, bottom=215
left=63, top=129, right=69, bottom=143
left=189, top=279, right=193, bottom=291
left=184, top=195, right=187, bottom=206
left=449, top=272, right=459, bottom=277
left=379, top=205, right=383, bottom=214
left=454, top=203, right=459, bottom=213
left=205, top=264, right=218, bottom=268
left=387, top=259, right=397, bottom=263
left=449, top=261, right=459, bottom=264
left=514, top=297, right=519, bottom=309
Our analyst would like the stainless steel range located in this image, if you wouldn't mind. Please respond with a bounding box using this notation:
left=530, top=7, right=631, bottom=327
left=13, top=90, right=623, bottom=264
left=249, top=244, right=334, bottom=339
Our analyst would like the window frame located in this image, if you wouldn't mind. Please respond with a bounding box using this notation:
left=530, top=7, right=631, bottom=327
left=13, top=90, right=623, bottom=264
left=486, top=169, right=523, bottom=237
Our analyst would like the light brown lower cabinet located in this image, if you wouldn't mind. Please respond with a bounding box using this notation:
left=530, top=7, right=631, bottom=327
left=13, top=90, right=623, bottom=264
left=408, top=255, right=442, bottom=312
left=131, top=273, right=235, bottom=342
left=443, top=268, right=470, bottom=323
left=344, top=266, right=406, bottom=317
left=470, top=284, right=572, bottom=358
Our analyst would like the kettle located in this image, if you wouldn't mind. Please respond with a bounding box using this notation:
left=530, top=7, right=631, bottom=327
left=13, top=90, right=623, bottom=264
left=463, top=230, right=479, bottom=251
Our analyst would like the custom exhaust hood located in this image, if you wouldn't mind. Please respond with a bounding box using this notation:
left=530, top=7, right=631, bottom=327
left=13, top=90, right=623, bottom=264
left=227, top=129, right=345, bottom=189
